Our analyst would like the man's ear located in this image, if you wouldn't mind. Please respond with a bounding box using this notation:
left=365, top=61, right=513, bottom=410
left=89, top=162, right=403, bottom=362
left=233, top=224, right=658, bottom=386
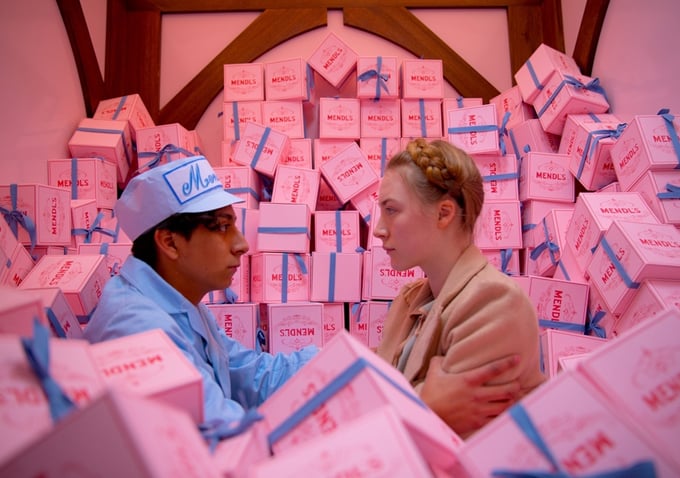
left=154, top=229, right=179, bottom=260
left=437, top=199, right=457, bottom=227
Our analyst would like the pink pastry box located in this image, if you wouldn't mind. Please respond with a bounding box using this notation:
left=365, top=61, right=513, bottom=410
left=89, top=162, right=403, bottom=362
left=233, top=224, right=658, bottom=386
left=264, top=57, right=309, bottom=101
left=0, top=183, right=72, bottom=246
left=264, top=301, right=323, bottom=354
left=400, top=98, right=443, bottom=138
left=472, top=153, right=519, bottom=201
left=539, top=328, right=607, bottom=378
left=223, top=62, right=265, bottom=102
left=523, top=200, right=573, bottom=249
left=514, top=43, right=581, bottom=105
left=458, top=370, right=678, bottom=477
left=0, top=387, right=221, bottom=477
left=518, top=151, right=575, bottom=203
left=257, top=330, right=463, bottom=473
left=349, top=300, right=390, bottom=350
left=261, top=99, right=305, bottom=139
left=473, top=199, right=523, bottom=250
left=222, top=100, right=263, bottom=142
left=0, top=286, right=49, bottom=337
left=322, top=302, right=345, bottom=346
left=356, top=55, right=399, bottom=100
left=362, top=246, right=426, bottom=301
left=319, top=141, right=379, bottom=204
left=206, top=302, right=258, bottom=350
left=313, top=209, right=361, bottom=253
left=307, top=32, right=358, bottom=89
left=359, top=136, right=401, bottom=178
left=445, top=104, right=500, bottom=155
left=359, top=98, right=401, bottom=138
left=257, top=202, right=311, bottom=254
left=213, top=165, right=262, bottom=209
left=78, top=241, right=132, bottom=277
left=310, top=251, right=362, bottom=303
left=489, top=85, right=536, bottom=131
left=18, top=253, right=109, bottom=320
left=527, top=208, right=573, bottom=277
left=318, top=97, right=361, bottom=139
left=93, top=93, right=155, bottom=142
left=613, top=278, right=680, bottom=338
left=281, top=138, right=313, bottom=169
left=528, top=275, right=589, bottom=334
left=250, top=252, right=310, bottom=303
left=400, top=58, right=444, bottom=99
left=586, top=220, right=680, bottom=317
left=231, top=121, right=290, bottom=178
left=19, top=286, right=84, bottom=339
left=271, top=165, right=320, bottom=211
left=135, top=122, right=193, bottom=170
left=507, top=118, right=560, bottom=161
left=609, top=112, right=680, bottom=191
left=1, top=242, right=35, bottom=288
left=47, top=157, right=117, bottom=209
left=629, top=169, right=680, bottom=225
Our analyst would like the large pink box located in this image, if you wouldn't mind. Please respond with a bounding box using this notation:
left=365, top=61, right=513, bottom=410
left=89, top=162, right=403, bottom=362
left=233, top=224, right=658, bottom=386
left=400, top=98, right=443, bottom=138
left=610, top=112, right=680, bottom=191
left=518, top=151, right=575, bottom=203
left=361, top=246, right=426, bottom=301
left=564, top=191, right=660, bottom=274
left=261, top=99, right=305, bottom=139
left=257, top=202, right=311, bottom=254
left=514, top=43, right=581, bottom=105
left=614, top=279, right=680, bottom=338
left=575, top=308, right=680, bottom=471
left=0, top=286, right=49, bottom=336
left=135, top=123, right=193, bottom=170
left=318, top=97, right=361, bottom=139
left=258, top=330, right=463, bottom=473
left=0, top=388, right=221, bottom=477
left=359, top=98, right=401, bottom=138
left=264, top=57, right=309, bottom=101
left=307, top=32, right=358, bottom=89
left=231, top=121, right=290, bottom=178
left=0, top=183, right=72, bottom=247
left=310, top=252, right=362, bottom=303
left=458, top=370, right=678, bottom=477
left=400, top=58, right=444, bottom=99
left=489, top=85, right=536, bottom=131
left=312, top=209, right=361, bottom=253
left=319, top=142, right=379, bottom=204
left=473, top=199, right=523, bottom=250
left=281, top=137, right=313, bottom=169
left=224, top=62, right=265, bottom=102
left=79, top=241, right=132, bottom=277
left=528, top=275, right=589, bottom=334
left=473, top=153, right=519, bottom=201
left=89, top=329, right=204, bottom=424
left=47, top=157, right=118, bottom=209
left=213, top=165, right=262, bottom=209
left=265, top=302, right=324, bottom=354
left=207, top=302, right=259, bottom=350
left=507, top=118, right=560, bottom=161
left=629, top=169, right=680, bottom=225
left=322, top=302, right=345, bottom=346
left=18, top=254, right=109, bottom=319
left=19, top=286, right=84, bottom=339
left=446, top=104, right=500, bottom=155
left=559, top=113, right=624, bottom=191
left=271, top=165, right=320, bottom=211
left=359, top=136, right=401, bottom=178
left=93, top=94, right=155, bottom=142
left=222, top=100, right=263, bottom=142
left=586, top=220, right=680, bottom=316
left=251, top=405, right=435, bottom=477
left=356, top=55, right=399, bottom=100
left=0, top=334, right=105, bottom=466
left=250, top=252, right=310, bottom=303
left=539, top=328, right=607, bottom=378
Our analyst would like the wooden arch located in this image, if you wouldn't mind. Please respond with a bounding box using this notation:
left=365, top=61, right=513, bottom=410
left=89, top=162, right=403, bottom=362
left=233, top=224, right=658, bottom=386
left=56, top=0, right=609, bottom=131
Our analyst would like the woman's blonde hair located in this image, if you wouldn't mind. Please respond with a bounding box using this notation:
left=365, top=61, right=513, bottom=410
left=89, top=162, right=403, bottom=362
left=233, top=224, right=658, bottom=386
left=386, top=138, right=484, bottom=233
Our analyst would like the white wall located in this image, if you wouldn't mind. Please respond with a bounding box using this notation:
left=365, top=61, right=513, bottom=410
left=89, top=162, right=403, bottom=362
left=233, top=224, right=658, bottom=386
left=1, top=0, right=678, bottom=183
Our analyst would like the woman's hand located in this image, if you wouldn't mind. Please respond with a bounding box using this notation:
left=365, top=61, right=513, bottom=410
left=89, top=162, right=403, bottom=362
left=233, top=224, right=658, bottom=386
left=419, top=354, right=521, bottom=437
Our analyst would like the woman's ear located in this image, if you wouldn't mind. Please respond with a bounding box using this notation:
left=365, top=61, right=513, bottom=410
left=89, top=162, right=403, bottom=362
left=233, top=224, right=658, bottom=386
left=154, top=228, right=180, bottom=260
left=437, top=199, right=457, bottom=227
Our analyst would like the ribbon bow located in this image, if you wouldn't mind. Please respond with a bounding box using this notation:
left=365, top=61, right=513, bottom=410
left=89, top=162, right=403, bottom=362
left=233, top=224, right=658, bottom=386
left=529, top=218, right=559, bottom=266
left=357, top=56, right=390, bottom=101
left=585, top=309, right=606, bottom=338
left=498, top=111, right=512, bottom=155
left=576, top=123, right=627, bottom=179
left=0, top=184, right=38, bottom=252
left=657, top=183, right=680, bottom=200
left=71, top=211, right=105, bottom=244
left=537, top=75, right=609, bottom=118
left=657, top=109, right=680, bottom=166
left=138, top=143, right=194, bottom=171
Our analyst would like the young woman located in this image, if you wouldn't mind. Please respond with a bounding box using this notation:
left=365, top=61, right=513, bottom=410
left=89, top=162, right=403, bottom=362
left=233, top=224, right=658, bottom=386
left=373, top=138, right=545, bottom=437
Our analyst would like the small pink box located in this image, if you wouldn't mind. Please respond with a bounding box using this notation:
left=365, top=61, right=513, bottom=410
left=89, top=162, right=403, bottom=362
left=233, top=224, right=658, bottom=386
left=271, top=165, right=320, bottom=211
left=362, top=246, right=426, bottom=301
left=0, top=183, right=72, bottom=246
left=93, top=94, right=155, bottom=142
left=1, top=243, right=35, bottom=288
left=400, top=58, right=444, bottom=99
left=322, top=302, right=345, bottom=346
left=250, top=252, right=310, bottom=303
left=68, top=118, right=133, bottom=185
left=349, top=181, right=380, bottom=224
left=473, top=199, right=523, bottom=250
left=0, top=388, right=222, bottom=477
left=489, top=85, right=536, bottom=131
left=234, top=206, right=259, bottom=255
left=507, top=118, right=560, bottom=161
left=349, top=300, right=391, bottom=350
left=629, top=169, right=680, bottom=225
left=518, top=151, right=575, bottom=203
left=264, top=57, right=309, bottom=101
left=313, top=210, right=361, bottom=253
left=319, top=142, right=379, bottom=204
left=528, top=208, right=573, bottom=277
left=265, top=302, right=324, bottom=354
left=559, top=113, right=624, bottom=191
left=359, top=98, right=401, bottom=138
left=528, top=275, right=589, bottom=334
left=281, top=138, right=313, bottom=169
left=473, top=153, right=519, bottom=201
left=47, top=157, right=117, bottom=209
left=539, top=328, right=607, bottom=378
left=310, top=252, right=362, bottom=303
left=207, top=302, right=258, bottom=349
left=213, top=165, right=262, bottom=209
left=400, top=98, right=443, bottom=138
left=257, top=202, right=311, bottom=254
left=312, top=138, right=357, bottom=169
left=78, top=242, right=132, bottom=277
left=446, top=104, right=500, bottom=155
left=231, top=121, right=290, bottom=178
left=307, top=32, right=358, bottom=89
left=533, top=71, right=610, bottom=135
left=356, top=56, right=399, bottom=100
left=224, top=62, right=265, bottom=102
left=359, top=136, right=401, bottom=178
left=514, top=43, right=582, bottom=105
left=90, top=329, right=204, bottom=424
left=0, top=286, right=49, bottom=336
left=613, top=278, right=680, bottom=338
left=19, top=254, right=109, bottom=319
left=318, top=97, right=361, bottom=139
left=135, top=123, right=193, bottom=170
left=565, top=192, right=660, bottom=275
left=21, top=286, right=84, bottom=339
left=610, top=112, right=680, bottom=191
left=586, top=220, right=680, bottom=316
left=222, top=100, right=263, bottom=142
left=480, top=248, right=520, bottom=276
left=576, top=307, right=680, bottom=471
left=261, top=99, right=305, bottom=139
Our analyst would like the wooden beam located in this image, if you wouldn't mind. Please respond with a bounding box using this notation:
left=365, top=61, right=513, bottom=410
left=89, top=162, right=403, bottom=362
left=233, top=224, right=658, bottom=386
left=572, top=0, right=609, bottom=75
left=344, top=6, right=500, bottom=101
left=158, top=8, right=327, bottom=128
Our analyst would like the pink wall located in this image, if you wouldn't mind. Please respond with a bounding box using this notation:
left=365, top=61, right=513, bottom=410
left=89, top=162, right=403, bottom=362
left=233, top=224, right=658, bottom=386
left=1, top=0, right=678, bottom=184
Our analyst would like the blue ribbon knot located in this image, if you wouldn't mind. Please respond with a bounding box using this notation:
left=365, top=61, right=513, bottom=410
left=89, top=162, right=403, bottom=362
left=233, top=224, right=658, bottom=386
left=357, top=56, right=390, bottom=101
left=576, top=123, right=627, bottom=179
left=537, top=75, right=609, bottom=118
left=138, top=143, right=193, bottom=171
left=0, top=183, right=38, bottom=252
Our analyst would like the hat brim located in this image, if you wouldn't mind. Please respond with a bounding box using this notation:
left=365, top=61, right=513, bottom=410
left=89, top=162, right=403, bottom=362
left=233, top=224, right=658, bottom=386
left=179, top=188, right=245, bottom=215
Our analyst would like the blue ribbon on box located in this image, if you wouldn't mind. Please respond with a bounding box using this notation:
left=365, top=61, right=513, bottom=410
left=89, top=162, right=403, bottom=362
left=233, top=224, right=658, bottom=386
left=279, top=253, right=308, bottom=303
left=482, top=171, right=519, bottom=183
left=456, top=96, right=465, bottom=108
left=112, top=95, right=127, bottom=119
left=380, top=137, right=388, bottom=178
left=536, top=76, right=609, bottom=118
left=335, top=210, right=343, bottom=252
left=327, top=252, right=337, bottom=302
left=419, top=99, right=427, bottom=137
left=199, top=408, right=264, bottom=453
left=267, top=357, right=428, bottom=449
left=657, top=109, right=680, bottom=166
left=70, top=158, right=79, bottom=200
left=76, top=126, right=131, bottom=167
left=555, top=258, right=571, bottom=281
left=358, top=55, right=390, bottom=101
left=231, top=101, right=241, bottom=141
left=576, top=124, right=627, bottom=180
left=526, top=59, right=543, bottom=91
left=351, top=301, right=364, bottom=323
left=72, top=211, right=105, bottom=244
left=599, top=236, right=640, bottom=291
left=21, top=319, right=76, bottom=422
left=45, top=308, right=67, bottom=338
left=498, top=111, right=512, bottom=155
left=585, top=309, right=606, bottom=338
left=447, top=124, right=498, bottom=135
left=138, top=143, right=194, bottom=171
left=538, top=318, right=585, bottom=334
left=0, top=183, right=37, bottom=253
left=491, top=404, right=657, bottom=478
left=255, top=306, right=266, bottom=353
left=251, top=127, right=272, bottom=170
left=530, top=217, right=560, bottom=266
left=657, top=183, right=680, bottom=200
left=500, top=248, right=514, bottom=276
left=257, top=226, right=310, bottom=238
left=226, top=186, right=260, bottom=202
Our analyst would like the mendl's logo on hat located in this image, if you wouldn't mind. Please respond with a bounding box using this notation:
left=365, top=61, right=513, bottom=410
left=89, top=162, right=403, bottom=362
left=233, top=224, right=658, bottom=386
left=163, top=158, right=221, bottom=205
